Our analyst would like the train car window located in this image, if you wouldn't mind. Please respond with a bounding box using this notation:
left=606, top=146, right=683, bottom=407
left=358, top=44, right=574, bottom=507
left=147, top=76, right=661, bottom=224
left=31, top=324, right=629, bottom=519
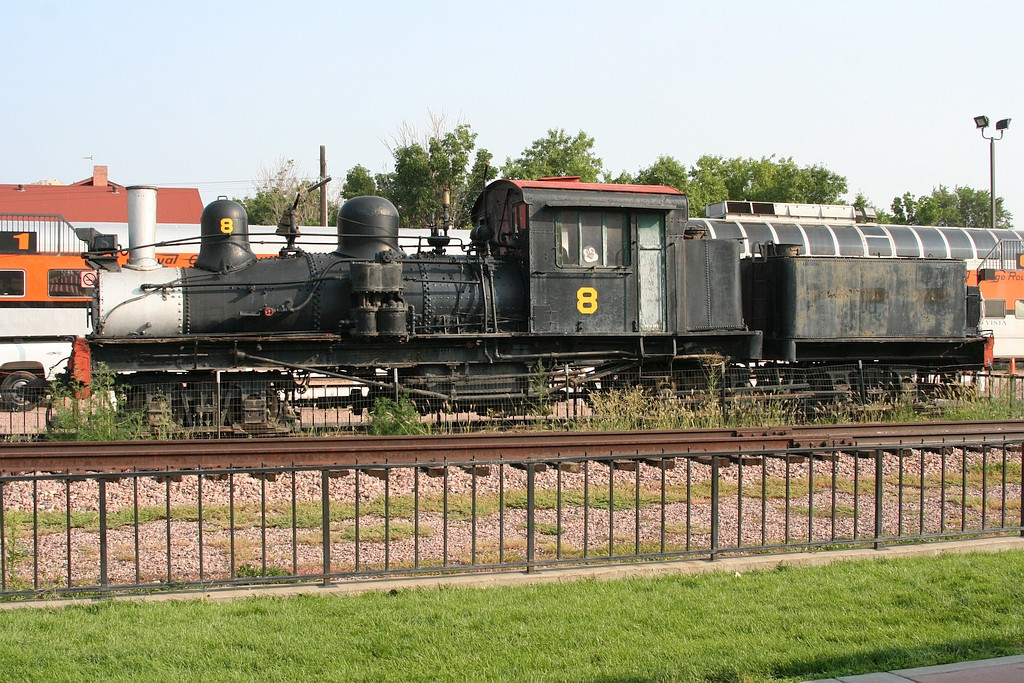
left=984, top=299, right=1006, bottom=318
left=803, top=225, right=837, bottom=256
left=741, top=223, right=774, bottom=255
left=1016, top=300, right=1024, bottom=319
left=834, top=228, right=866, bottom=256
left=47, top=269, right=92, bottom=298
left=941, top=229, right=975, bottom=260
left=556, top=210, right=629, bottom=268
left=886, top=226, right=923, bottom=257
left=0, top=270, right=26, bottom=297
left=773, top=224, right=804, bottom=249
left=968, top=230, right=997, bottom=258
left=913, top=226, right=949, bottom=258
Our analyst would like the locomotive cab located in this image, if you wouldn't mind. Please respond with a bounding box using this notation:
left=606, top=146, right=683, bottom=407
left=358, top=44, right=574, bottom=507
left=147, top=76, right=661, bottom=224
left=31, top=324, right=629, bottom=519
left=471, top=179, right=758, bottom=358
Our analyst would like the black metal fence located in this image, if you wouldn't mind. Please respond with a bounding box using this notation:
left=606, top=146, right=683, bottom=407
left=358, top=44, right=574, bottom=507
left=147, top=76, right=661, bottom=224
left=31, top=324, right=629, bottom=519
left=1, top=439, right=1021, bottom=599
left=3, top=366, right=1019, bottom=440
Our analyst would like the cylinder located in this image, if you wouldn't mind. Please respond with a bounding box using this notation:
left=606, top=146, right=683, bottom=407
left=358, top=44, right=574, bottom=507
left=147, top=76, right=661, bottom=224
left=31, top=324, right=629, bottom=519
left=125, top=186, right=160, bottom=271
left=380, top=261, right=403, bottom=292
left=377, top=302, right=408, bottom=337
left=350, top=262, right=382, bottom=292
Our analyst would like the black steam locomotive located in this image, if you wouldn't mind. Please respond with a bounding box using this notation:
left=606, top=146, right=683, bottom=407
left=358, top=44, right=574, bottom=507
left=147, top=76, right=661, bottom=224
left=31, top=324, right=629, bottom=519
left=73, top=179, right=986, bottom=432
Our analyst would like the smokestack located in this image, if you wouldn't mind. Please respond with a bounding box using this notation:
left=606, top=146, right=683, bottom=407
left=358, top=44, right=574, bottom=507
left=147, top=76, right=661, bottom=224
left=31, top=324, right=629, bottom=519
left=125, top=186, right=161, bottom=270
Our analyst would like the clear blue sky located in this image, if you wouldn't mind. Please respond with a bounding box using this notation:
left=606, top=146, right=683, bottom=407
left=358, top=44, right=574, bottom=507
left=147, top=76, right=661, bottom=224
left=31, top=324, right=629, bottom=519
left=5, top=0, right=1022, bottom=221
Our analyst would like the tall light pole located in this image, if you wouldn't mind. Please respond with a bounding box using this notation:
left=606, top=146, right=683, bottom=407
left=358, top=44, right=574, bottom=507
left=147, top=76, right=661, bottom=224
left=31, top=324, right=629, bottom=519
left=974, top=115, right=1011, bottom=228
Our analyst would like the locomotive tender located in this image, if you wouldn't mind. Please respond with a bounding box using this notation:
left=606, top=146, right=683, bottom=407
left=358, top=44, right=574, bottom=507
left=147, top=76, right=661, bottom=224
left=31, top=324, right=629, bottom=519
left=73, top=179, right=986, bottom=432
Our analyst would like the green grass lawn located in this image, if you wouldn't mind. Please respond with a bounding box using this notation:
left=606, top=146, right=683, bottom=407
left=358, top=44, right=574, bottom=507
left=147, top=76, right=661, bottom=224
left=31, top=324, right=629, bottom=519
left=1, top=551, right=1022, bottom=682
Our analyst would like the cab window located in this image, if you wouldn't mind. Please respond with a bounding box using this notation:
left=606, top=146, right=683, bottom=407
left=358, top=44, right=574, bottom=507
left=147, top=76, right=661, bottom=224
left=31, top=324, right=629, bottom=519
left=0, top=270, right=25, bottom=297
left=556, top=210, right=629, bottom=268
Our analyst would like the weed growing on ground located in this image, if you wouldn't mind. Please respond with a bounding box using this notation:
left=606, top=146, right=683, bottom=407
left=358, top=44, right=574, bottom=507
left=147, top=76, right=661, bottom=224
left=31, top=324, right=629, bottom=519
left=367, top=396, right=431, bottom=436
left=45, top=366, right=148, bottom=441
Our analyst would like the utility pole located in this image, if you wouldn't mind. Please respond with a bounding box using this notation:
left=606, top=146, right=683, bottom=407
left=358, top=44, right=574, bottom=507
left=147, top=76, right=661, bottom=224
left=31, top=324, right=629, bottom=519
left=320, top=145, right=328, bottom=227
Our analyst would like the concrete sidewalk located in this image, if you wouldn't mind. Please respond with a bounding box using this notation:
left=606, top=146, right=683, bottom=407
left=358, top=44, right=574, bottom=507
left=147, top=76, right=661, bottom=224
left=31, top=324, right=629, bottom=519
left=807, top=653, right=1024, bottom=682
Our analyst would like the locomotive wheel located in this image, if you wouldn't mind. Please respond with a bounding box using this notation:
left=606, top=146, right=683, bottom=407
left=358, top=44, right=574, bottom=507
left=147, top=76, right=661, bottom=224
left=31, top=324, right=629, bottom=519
left=1, top=371, right=45, bottom=411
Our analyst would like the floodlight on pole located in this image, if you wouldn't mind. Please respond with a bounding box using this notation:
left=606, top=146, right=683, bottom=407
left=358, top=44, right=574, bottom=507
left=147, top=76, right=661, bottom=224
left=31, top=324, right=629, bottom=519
left=975, top=115, right=1011, bottom=228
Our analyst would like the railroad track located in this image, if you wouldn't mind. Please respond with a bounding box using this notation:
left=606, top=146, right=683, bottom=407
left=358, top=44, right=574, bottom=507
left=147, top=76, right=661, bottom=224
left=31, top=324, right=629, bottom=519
left=1, top=420, right=1023, bottom=474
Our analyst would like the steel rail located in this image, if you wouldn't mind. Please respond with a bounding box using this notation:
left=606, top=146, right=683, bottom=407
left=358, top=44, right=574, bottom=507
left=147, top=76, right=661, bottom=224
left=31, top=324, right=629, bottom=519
left=2, top=420, right=1023, bottom=474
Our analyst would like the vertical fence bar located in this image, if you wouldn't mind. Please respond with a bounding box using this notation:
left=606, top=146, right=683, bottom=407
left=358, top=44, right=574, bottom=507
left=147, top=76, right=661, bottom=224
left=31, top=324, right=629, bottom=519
left=165, top=475, right=172, bottom=583
left=831, top=454, right=838, bottom=542
left=737, top=459, right=744, bottom=549
left=442, top=466, right=448, bottom=568
left=197, top=471, right=204, bottom=582
left=784, top=455, right=791, bottom=546
left=685, top=458, right=692, bottom=552
left=414, top=465, right=421, bottom=568
left=291, top=470, right=298, bottom=575
left=660, top=458, right=667, bottom=554
left=583, top=460, right=590, bottom=558
left=354, top=468, right=361, bottom=572
left=634, top=462, right=641, bottom=556
left=710, top=455, right=719, bottom=560
left=807, top=455, right=814, bottom=545
left=897, top=451, right=904, bottom=537
left=761, top=456, right=768, bottom=547
left=31, top=479, right=38, bottom=590
left=0, top=480, right=5, bottom=592
left=321, top=469, right=330, bottom=586
left=131, top=474, right=140, bottom=585
left=385, top=467, right=392, bottom=570
left=982, top=444, right=989, bottom=530
left=874, top=449, right=884, bottom=549
left=608, top=460, right=615, bottom=558
left=470, top=464, right=476, bottom=566
left=66, top=479, right=73, bottom=588
left=260, top=470, right=268, bottom=575
left=98, top=477, right=107, bottom=591
left=853, top=453, right=860, bottom=540
left=526, top=463, right=536, bottom=574
left=1001, top=443, right=1007, bottom=529
left=919, top=450, right=925, bottom=537
left=556, top=461, right=563, bottom=560
left=940, top=447, right=947, bottom=534
left=229, top=472, right=236, bottom=577
left=961, top=447, right=968, bottom=532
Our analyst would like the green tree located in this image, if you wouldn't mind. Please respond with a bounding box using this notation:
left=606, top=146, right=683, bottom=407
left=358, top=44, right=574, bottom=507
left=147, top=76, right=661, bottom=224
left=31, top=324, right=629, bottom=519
left=622, top=154, right=847, bottom=217
left=341, top=164, right=377, bottom=198
left=701, top=155, right=847, bottom=205
left=234, top=158, right=338, bottom=226
left=373, top=122, right=487, bottom=229
left=500, top=128, right=604, bottom=182
left=889, top=185, right=1012, bottom=228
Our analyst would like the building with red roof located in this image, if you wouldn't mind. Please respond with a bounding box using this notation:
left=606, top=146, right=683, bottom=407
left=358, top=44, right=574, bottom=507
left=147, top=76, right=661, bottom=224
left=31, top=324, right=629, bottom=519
left=0, top=166, right=203, bottom=224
